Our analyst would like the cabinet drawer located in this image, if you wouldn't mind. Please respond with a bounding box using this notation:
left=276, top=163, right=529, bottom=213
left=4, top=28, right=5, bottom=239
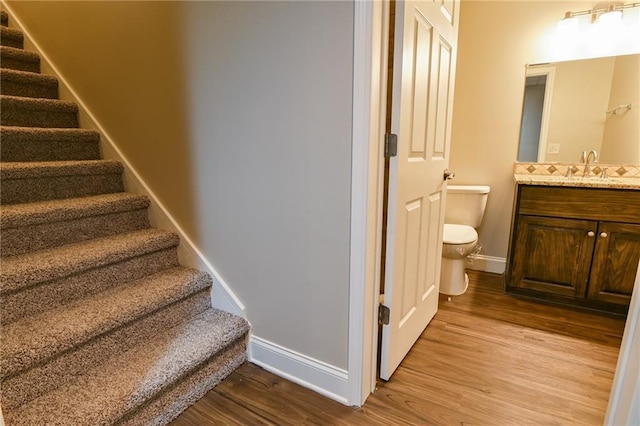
left=518, top=185, right=640, bottom=224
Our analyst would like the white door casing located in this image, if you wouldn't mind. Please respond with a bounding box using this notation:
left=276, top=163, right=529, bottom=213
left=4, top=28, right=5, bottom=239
left=380, top=0, right=459, bottom=381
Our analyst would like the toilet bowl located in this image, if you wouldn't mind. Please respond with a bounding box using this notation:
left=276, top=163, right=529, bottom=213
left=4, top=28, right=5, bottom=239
left=440, top=224, right=478, bottom=295
left=440, top=185, right=490, bottom=297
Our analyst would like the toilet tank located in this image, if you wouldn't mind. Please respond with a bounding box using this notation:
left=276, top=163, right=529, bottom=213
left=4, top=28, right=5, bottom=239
left=445, top=185, right=490, bottom=227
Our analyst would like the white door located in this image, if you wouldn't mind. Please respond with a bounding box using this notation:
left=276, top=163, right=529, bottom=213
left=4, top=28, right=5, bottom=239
left=380, top=0, right=459, bottom=380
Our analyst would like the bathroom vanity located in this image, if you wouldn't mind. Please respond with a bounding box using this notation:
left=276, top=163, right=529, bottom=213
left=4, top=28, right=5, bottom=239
left=506, top=166, right=640, bottom=315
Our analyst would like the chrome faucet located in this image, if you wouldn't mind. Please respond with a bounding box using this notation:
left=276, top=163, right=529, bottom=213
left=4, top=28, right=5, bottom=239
left=583, top=150, right=598, bottom=177
left=580, top=151, right=587, bottom=163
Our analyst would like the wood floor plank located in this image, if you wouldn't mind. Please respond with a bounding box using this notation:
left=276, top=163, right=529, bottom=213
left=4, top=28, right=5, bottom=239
left=170, top=390, right=275, bottom=426
left=382, top=368, right=568, bottom=426
left=421, top=309, right=619, bottom=377
left=171, top=271, right=625, bottom=426
left=398, top=340, right=610, bottom=424
left=232, top=364, right=372, bottom=426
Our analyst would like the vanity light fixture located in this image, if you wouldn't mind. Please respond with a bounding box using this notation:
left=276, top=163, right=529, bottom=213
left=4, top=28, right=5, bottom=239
left=558, top=11, right=580, bottom=33
left=599, top=4, right=624, bottom=23
left=561, top=1, right=640, bottom=24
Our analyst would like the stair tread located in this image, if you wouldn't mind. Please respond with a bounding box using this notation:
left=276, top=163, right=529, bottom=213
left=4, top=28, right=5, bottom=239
left=1, top=266, right=213, bottom=378
left=0, top=45, right=39, bottom=62
left=5, top=307, right=249, bottom=426
left=0, top=68, right=57, bottom=85
left=1, top=192, right=150, bottom=228
left=0, top=94, right=77, bottom=111
left=1, top=25, right=21, bottom=36
left=0, top=159, right=123, bottom=178
left=1, top=228, right=180, bottom=293
left=0, top=126, right=100, bottom=142
left=0, top=25, right=22, bottom=40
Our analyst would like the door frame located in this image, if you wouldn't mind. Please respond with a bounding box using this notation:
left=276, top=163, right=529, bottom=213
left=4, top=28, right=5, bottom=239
left=347, top=0, right=389, bottom=406
left=605, top=260, right=640, bottom=425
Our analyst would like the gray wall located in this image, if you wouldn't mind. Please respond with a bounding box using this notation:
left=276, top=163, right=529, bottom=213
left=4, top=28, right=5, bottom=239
left=181, top=1, right=354, bottom=368
left=8, top=1, right=354, bottom=369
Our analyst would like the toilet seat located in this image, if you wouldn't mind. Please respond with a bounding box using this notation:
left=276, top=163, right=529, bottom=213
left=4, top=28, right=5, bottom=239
left=443, top=224, right=477, bottom=245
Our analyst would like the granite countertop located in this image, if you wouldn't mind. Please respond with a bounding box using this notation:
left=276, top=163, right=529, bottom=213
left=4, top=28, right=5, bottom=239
left=514, top=174, right=640, bottom=190
left=513, top=162, right=640, bottom=190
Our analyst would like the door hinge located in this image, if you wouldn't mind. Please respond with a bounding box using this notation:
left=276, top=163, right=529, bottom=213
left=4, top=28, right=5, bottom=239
left=379, top=304, right=390, bottom=325
left=384, top=133, right=398, bottom=157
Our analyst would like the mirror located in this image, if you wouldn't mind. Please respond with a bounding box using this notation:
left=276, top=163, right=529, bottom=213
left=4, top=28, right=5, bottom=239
left=517, top=53, right=640, bottom=164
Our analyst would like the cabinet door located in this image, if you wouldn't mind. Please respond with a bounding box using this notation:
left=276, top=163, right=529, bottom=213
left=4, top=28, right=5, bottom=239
left=510, top=215, right=597, bottom=298
left=588, top=222, right=640, bottom=306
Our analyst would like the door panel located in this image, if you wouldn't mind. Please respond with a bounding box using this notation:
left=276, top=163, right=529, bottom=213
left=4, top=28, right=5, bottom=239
left=589, top=222, right=640, bottom=306
left=437, top=0, right=457, bottom=25
left=424, top=191, right=442, bottom=298
left=409, top=14, right=433, bottom=160
left=380, top=0, right=458, bottom=381
left=434, top=39, right=452, bottom=155
left=510, top=215, right=596, bottom=298
left=399, top=197, right=423, bottom=321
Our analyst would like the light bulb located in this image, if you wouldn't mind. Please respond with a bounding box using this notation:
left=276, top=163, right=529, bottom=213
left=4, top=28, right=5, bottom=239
left=557, top=13, right=579, bottom=37
left=599, top=9, right=623, bottom=25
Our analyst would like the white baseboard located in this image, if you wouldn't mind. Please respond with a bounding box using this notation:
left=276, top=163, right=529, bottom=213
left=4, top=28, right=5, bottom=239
left=248, top=336, right=350, bottom=406
left=467, top=254, right=506, bottom=274
left=3, top=4, right=245, bottom=319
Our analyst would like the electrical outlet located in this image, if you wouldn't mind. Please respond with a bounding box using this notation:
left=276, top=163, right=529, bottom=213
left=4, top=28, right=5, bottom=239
left=547, top=143, right=560, bottom=154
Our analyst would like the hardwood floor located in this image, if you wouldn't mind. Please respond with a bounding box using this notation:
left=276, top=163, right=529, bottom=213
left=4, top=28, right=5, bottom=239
left=170, top=271, right=625, bottom=425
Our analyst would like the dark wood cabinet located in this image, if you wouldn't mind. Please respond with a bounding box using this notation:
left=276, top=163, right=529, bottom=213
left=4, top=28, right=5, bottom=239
left=506, top=185, right=640, bottom=315
left=588, top=221, right=640, bottom=307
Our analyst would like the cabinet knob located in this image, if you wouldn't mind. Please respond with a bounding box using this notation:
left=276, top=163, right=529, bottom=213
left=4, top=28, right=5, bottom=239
left=587, top=231, right=595, bottom=237
left=600, top=232, right=608, bottom=238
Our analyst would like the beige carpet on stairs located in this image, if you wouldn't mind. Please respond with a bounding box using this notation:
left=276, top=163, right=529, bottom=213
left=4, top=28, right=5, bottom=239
left=0, top=7, right=249, bottom=425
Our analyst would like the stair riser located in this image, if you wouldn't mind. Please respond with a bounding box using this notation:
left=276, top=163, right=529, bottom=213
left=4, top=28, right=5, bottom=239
left=1, top=139, right=101, bottom=162
left=0, top=55, right=40, bottom=73
left=1, top=247, right=180, bottom=325
left=1, top=79, right=58, bottom=99
left=1, top=106, right=78, bottom=128
left=121, top=338, right=247, bottom=426
left=1, top=11, right=8, bottom=26
left=1, top=289, right=212, bottom=409
left=1, top=209, right=151, bottom=257
left=1, top=174, right=124, bottom=204
left=1, top=35, right=22, bottom=49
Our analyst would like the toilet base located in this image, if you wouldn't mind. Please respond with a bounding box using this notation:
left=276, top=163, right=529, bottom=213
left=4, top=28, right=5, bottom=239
left=439, top=257, right=470, bottom=296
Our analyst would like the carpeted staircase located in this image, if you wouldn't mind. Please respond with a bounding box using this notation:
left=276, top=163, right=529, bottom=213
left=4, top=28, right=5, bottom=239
left=0, top=8, right=250, bottom=425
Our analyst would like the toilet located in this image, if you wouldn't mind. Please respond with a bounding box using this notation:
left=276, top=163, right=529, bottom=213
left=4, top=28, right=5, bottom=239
left=440, top=185, right=490, bottom=297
